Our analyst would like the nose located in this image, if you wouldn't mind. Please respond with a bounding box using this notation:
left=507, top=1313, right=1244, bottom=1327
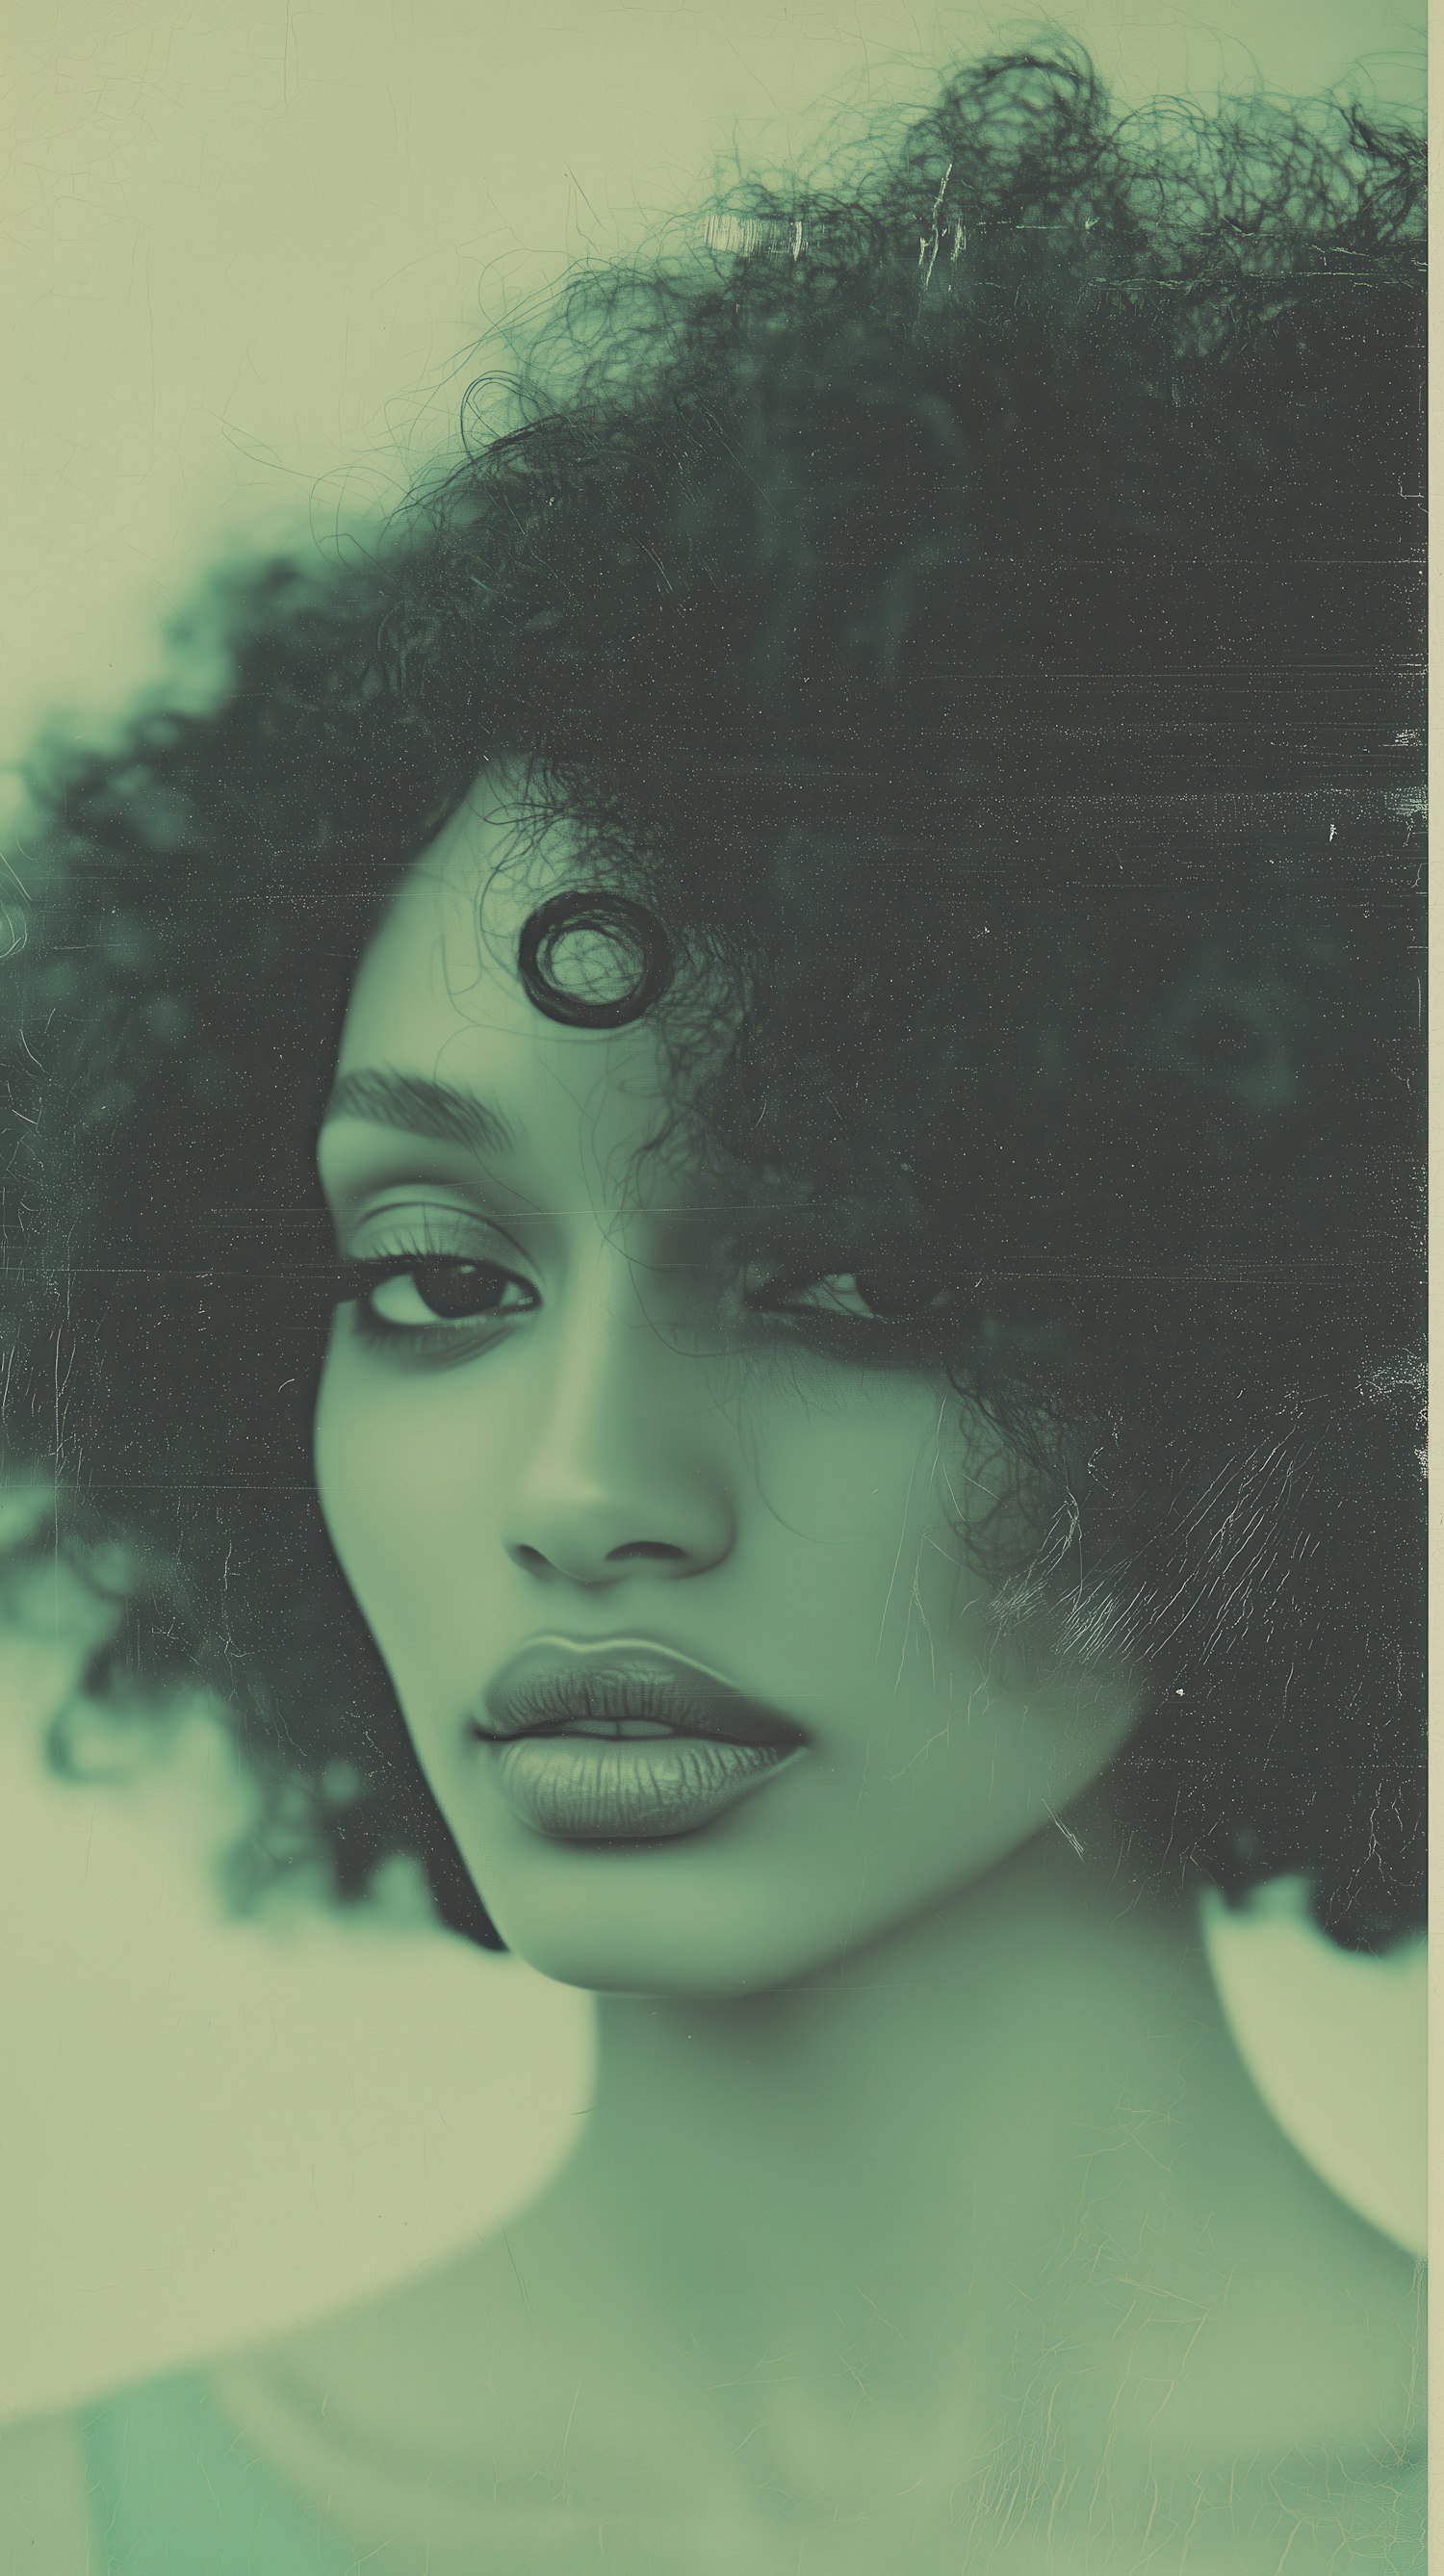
left=502, top=1260, right=736, bottom=1590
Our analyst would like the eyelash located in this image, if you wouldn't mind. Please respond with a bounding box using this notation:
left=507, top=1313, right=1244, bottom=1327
left=330, top=1249, right=954, bottom=1358
left=333, top=1253, right=533, bottom=1354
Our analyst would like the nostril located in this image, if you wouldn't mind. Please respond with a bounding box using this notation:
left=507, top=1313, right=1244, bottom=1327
left=504, top=1494, right=735, bottom=1584
left=505, top=1535, right=696, bottom=1580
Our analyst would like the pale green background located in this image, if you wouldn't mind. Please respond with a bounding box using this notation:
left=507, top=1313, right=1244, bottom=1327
left=0, top=0, right=1426, bottom=2416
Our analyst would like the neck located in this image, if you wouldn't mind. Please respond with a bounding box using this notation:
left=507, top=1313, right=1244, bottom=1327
left=542, top=1804, right=1275, bottom=2414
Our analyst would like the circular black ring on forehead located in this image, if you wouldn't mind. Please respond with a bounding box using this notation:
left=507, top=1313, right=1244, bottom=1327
left=516, top=889, right=674, bottom=1030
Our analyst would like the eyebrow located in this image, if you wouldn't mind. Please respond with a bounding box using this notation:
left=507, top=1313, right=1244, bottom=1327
left=320, top=1069, right=521, bottom=1160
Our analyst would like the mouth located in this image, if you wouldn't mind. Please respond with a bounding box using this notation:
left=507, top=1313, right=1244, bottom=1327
left=468, top=1637, right=809, bottom=1842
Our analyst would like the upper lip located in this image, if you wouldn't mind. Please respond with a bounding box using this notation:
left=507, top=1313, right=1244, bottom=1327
left=473, top=1637, right=809, bottom=1750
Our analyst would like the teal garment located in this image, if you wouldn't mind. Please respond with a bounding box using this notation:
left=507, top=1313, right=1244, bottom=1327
left=83, top=2370, right=359, bottom=2576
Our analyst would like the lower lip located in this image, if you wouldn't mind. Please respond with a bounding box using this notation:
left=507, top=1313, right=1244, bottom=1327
left=481, top=1732, right=799, bottom=1842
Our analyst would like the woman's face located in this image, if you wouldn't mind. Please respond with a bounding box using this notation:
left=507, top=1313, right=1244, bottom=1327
left=314, top=781, right=1139, bottom=1996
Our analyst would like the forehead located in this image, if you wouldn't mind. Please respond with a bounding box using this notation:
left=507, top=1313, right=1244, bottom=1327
left=334, top=775, right=681, bottom=1173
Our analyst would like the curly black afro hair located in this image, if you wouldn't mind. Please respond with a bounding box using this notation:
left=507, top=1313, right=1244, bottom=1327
left=2, top=48, right=1425, bottom=1951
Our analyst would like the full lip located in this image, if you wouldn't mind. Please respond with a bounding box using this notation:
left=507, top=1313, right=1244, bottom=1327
left=471, top=1636, right=810, bottom=1752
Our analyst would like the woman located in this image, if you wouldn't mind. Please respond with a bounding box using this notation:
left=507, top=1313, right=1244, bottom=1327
left=0, top=47, right=1426, bottom=2573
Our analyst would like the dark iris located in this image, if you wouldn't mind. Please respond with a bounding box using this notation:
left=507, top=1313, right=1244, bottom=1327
left=739, top=1211, right=956, bottom=1325
left=400, top=1258, right=515, bottom=1319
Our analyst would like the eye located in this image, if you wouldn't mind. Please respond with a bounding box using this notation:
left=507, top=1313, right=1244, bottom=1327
left=756, top=1267, right=954, bottom=1324
left=343, top=1254, right=537, bottom=1339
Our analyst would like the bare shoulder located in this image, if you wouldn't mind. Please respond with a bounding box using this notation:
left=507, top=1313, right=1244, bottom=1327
left=1103, top=2058, right=1429, bottom=2478
left=0, top=2409, right=96, bottom=2573
left=235, top=2221, right=563, bottom=2433
left=214, top=2183, right=1427, bottom=2576
left=1113, top=2185, right=1426, bottom=2573
left=211, top=2226, right=722, bottom=2554
left=1223, top=2441, right=1428, bottom=2575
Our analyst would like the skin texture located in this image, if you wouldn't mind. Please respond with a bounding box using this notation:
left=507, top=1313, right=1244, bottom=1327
left=314, top=774, right=1143, bottom=1999
left=4, top=58, right=1423, bottom=1953
left=283, top=771, right=1427, bottom=2570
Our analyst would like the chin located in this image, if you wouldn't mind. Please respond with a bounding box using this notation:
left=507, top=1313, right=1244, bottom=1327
left=486, top=1896, right=830, bottom=2000
left=511, top=1945, right=768, bottom=2001
left=436, top=1767, right=1104, bottom=1999
left=467, top=1846, right=854, bottom=1999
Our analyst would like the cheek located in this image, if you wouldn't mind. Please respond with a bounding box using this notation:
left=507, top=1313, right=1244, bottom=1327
left=741, top=1366, right=952, bottom=1533
left=742, top=1376, right=988, bottom=1650
left=758, top=1387, right=1136, bottom=1816
left=312, top=1340, right=497, bottom=1702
